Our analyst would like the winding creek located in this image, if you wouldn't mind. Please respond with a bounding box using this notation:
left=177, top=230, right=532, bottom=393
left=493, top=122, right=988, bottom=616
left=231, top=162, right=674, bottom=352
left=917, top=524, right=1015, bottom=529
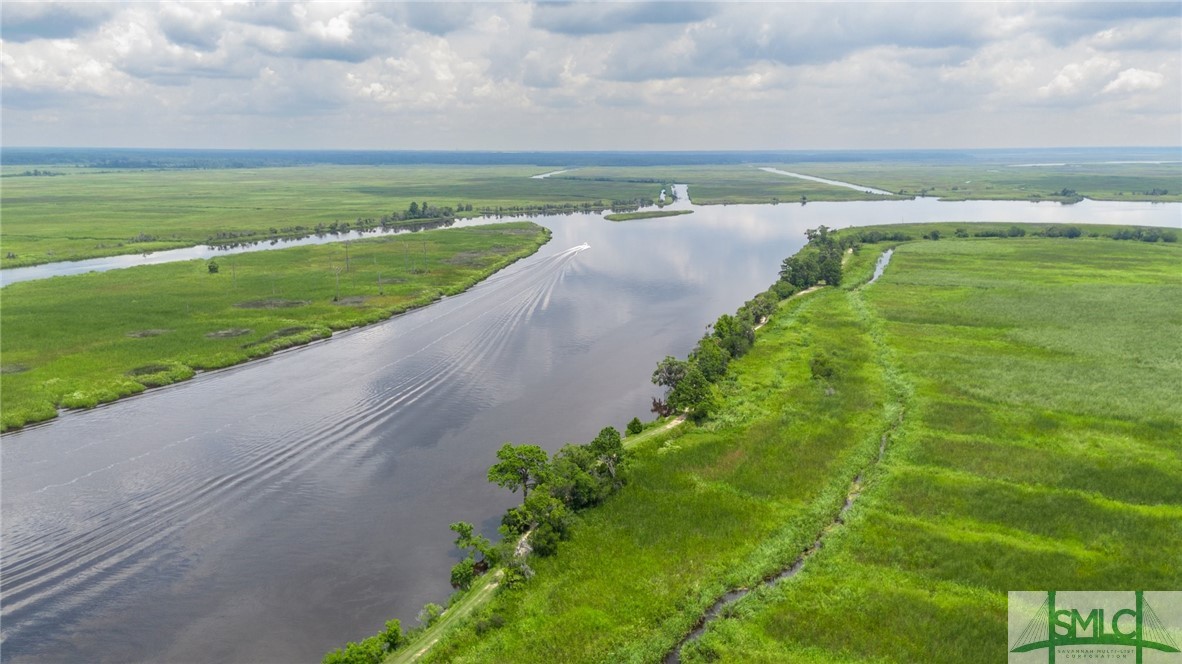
left=664, top=248, right=896, bottom=664
left=1, top=195, right=1178, bottom=663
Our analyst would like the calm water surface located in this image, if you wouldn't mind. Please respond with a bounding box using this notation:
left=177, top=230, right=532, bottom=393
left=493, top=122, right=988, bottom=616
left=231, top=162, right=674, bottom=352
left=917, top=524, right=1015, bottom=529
left=2, top=196, right=1179, bottom=663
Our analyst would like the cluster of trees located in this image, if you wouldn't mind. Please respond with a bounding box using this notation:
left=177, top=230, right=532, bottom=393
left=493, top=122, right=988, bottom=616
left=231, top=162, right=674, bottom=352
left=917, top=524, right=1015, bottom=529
left=650, top=227, right=847, bottom=420
left=475, top=201, right=609, bottom=217
left=1043, top=225, right=1083, bottom=238
left=484, top=427, right=629, bottom=564
left=609, top=197, right=657, bottom=212
left=851, top=229, right=914, bottom=244
left=1111, top=227, right=1178, bottom=243
left=17, top=169, right=64, bottom=177
left=958, top=226, right=1026, bottom=238
left=778, top=225, right=849, bottom=289
left=321, top=620, right=404, bottom=664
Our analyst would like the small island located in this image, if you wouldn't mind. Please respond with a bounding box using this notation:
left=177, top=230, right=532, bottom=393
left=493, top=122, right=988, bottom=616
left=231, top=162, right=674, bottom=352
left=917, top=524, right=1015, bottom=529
left=603, top=209, right=695, bottom=222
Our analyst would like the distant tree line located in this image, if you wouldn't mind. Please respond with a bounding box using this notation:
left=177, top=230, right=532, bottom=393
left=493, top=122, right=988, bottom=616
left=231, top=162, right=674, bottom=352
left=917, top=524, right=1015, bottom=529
left=1110, top=227, right=1177, bottom=242
left=16, top=169, right=65, bottom=177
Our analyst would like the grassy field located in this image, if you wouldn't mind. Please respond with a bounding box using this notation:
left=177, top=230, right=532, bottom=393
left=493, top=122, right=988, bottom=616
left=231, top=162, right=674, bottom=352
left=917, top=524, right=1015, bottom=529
left=398, top=229, right=1180, bottom=664
left=555, top=166, right=893, bottom=205
left=771, top=161, right=1182, bottom=202
left=603, top=210, right=695, bottom=222
left=0, top=222, right=549, bottom=432
left=686, top=237, right=1182, bottom=662
left=0, top=165, right=653, bottom=267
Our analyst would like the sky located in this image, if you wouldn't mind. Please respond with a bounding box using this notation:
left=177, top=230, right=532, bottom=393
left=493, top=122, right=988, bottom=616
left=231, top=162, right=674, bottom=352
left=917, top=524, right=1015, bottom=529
left=2, top=1, right=1180, bottom=151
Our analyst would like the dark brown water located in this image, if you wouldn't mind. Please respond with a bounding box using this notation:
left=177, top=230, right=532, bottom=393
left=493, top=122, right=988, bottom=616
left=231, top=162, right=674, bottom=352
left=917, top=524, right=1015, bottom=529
left=2, top=197, right=1178, bottom=662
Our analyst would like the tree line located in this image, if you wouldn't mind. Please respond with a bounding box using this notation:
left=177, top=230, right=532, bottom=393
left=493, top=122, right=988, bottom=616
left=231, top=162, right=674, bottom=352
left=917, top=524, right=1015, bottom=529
left=649, top=226, right=851, bottom=420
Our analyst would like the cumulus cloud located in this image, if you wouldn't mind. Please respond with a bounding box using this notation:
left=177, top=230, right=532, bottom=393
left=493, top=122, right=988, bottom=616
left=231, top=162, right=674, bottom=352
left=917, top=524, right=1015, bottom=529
left=1038, top=56, right=1122, bottom=98
left=1, top=1, right=1178, bottom=149
left=1103, top=68, right=1165, bottom=94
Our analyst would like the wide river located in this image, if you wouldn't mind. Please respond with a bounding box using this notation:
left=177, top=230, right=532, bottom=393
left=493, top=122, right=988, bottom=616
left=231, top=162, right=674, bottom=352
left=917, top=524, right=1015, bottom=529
left=2, top=193, right=1178, bottom=662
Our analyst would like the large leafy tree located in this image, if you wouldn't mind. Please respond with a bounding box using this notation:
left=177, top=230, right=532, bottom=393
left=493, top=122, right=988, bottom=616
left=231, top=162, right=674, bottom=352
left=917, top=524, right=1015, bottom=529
left=651, top=355, right=689, bottom=390
left=487, top=443, right=549, bottom=503
left=589, top=426, right=626, bottom=484
left=669, top=364, right=716, bottom=421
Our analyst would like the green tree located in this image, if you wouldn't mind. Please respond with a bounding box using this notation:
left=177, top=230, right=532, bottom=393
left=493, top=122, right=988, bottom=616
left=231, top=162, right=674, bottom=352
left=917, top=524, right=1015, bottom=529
left=589, top=426, right=626, bottom=484
left=546, top=444, right=604, bottom=509
left=450, top=556, right=476, bottom=590
left=417, top=603, right=444, bottom=627
left=692, top=335, right=729, bottom=382
left=713, top=314, right=753, bottom=359
left=651, top=356, right=689, bottom=391
left=207, top=260, right=219, bottom=274
left=626, top=417, right=643, bottom=436
left=488, top=443, right=549, bottom=503
left=450, top=521, right=497, bottom=566
left=380, top=620, right=403, bottom=653
left=668, top=365, right=716, bottom=421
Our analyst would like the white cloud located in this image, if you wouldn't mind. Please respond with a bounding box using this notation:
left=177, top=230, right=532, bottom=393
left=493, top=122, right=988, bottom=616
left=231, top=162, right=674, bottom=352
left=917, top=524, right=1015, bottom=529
left=1, top=1, right=1179, bottom=149
left=1038, top=56, right=1121, bottom=98
left=1103, top=68, right=1165, bottom=94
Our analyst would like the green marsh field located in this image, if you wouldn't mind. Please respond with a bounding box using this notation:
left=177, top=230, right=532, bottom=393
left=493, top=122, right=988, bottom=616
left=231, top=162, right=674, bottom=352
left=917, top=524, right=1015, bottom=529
left=399, top=228, right=1181, bottom=664
left=552, top=165, right=892, bottom=204
left=0, top=222, right=549, bottom=432
left=0, top=165, right=649, bottom=267
left=767, top=160, right=1182, bottom=202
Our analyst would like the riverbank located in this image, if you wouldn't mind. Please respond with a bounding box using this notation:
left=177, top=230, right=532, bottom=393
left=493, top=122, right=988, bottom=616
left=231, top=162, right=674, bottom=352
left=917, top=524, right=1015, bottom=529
left=391, top=226, right=1179, bottom=663
left=0, top=223, right=550, bottom=432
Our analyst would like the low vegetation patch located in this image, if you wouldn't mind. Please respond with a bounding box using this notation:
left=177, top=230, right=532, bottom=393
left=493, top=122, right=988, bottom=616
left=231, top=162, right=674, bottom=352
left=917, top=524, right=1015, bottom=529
left=0, top=222, right=550, bottom=432
left=126, top=329, right=171, bottom=338
left=204, top=328, right=252, bottom=339
left=234, top=298, right=310, bottom=309
left=603, top=209, right=694, bottom=222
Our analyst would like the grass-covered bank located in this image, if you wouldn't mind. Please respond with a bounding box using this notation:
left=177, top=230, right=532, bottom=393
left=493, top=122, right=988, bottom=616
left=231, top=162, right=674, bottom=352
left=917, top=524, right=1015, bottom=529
left=366, top=225, right=1181, bottom=664
left=603, top=210, right=694, bottom=222
left=685, top=238, right=1182, bottom=662
left=0, top=223, right=550, bottom=432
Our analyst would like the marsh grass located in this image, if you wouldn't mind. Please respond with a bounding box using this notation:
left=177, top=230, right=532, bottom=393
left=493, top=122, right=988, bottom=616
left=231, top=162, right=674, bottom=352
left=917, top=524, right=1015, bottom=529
left=0, top=223, right=549, bottom=431
left=688, top=237, right=1181, bottom=663
left=0, top=165, right=651, bottom=267
left=555, top=165, right=889, bottom=204
left=771, top=161, right=1182, bottom=202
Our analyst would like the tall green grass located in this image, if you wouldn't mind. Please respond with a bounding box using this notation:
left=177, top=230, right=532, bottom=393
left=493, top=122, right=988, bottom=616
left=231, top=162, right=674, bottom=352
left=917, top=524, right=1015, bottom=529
left=0, top=223, right=549, bottom=431
left=688, top=238, right=1182, bottom=662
